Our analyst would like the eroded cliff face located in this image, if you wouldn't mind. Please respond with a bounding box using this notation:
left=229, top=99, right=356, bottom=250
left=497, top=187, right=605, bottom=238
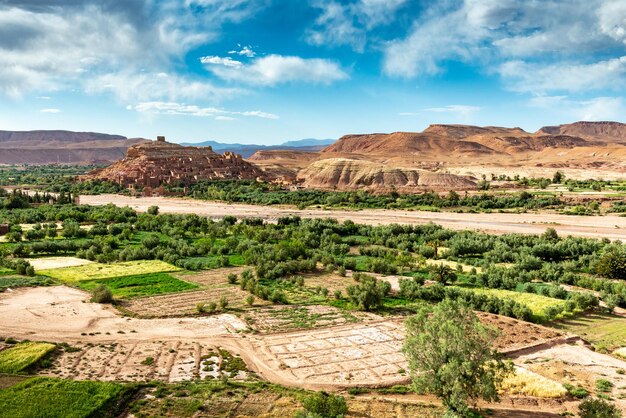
left=297, top=158, right=476, bottom=191
left=86, top=140, right=265, bottom=188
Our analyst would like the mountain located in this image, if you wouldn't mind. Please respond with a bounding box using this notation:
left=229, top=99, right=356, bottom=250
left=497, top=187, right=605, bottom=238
left=0, top=130, right=146, bottom=164
left=181, top=138, right=335, bottom=158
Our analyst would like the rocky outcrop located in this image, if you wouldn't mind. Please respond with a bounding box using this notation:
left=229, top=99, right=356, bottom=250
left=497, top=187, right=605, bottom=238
left=537, top=121, right=626, bottom=143
left=298, top=158, right=476, bottom=191
left=86, top=139, right=265, bottom=189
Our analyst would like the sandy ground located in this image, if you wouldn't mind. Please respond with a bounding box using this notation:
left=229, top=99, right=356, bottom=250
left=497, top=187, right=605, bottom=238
left=80, top=194, right=626, bottom=240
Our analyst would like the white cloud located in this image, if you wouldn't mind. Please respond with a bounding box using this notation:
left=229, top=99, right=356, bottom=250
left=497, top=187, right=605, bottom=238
left=85, top=71, right=243, bottom=103
left=130, top=101, right=279, bottom=120
left=306, top=0, right=407, bottom=51
left=228, top=45, right=255, bottom=57
left=203, top=54, right=349, bottom=85
left=36, top=96, right=51, bottom=100
left=499, top=57, right=626, bottom=93
left=200, top=56, right=243, bottom=68
left=0, top=1, right=262, bottom=99
left=40, top=108, right=61, bottom=113
left=382, top=0, right=626, bottom=94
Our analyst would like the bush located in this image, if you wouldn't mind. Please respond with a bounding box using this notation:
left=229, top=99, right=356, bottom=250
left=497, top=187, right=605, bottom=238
left=596, top=379, right=614, bottom=393
left=147, top=205, right=159, bottom=215
left=219, top=296, right=229, bottom=310
left=301, top=391, right=347, bottom=418
left=245, top=295, right=255, bottom=307
left=578, top=398, right=621, bottom=418
left=346, top=275, right=390, bottom=311
left=227, top=273, right=238, bottom=284
left=91, top=284, right=113, bottom=303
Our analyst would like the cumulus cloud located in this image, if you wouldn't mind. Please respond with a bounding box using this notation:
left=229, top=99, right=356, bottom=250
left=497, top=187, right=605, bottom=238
left=203, top=54, right=349, bottom=85
left=382, top=0, right=626, bottom=93
left=0, top=0, right=263, bottom=99
left=499, top=57, right=626, bottom=93
left=306, top=0, right=407, bottom=52
left=129, top=101, right=279, bottom=120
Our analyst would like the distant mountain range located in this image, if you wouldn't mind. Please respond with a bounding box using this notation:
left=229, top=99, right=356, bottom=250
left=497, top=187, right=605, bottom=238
left=181, top=138, right=336, bottom=158
left=0, top=130, right=336, bottom=164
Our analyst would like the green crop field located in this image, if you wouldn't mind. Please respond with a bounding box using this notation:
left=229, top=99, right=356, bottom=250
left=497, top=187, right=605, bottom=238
left=76, top=272, right=198, bottom=299
left=0, top=342, right=56, bottom=374
left=555, top=313, right=626, bottom=351
left=463, top=288, right=567, bottom=319
left=0, top=377, right=129, bottom=418
left=38, top=260, right=179, bottom=282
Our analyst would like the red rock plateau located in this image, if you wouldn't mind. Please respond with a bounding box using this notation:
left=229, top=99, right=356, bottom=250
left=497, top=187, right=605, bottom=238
left=86, top=138, right=265, bottom=190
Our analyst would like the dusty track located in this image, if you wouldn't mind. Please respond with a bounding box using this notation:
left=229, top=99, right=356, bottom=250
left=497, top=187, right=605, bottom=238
left=80, top=194, right=626, bottom=240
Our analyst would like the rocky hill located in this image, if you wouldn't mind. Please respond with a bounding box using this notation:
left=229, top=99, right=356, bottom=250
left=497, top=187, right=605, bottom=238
left=86, top=138, right=265, bottom=190
left=537, top=121, right=626, bottom=143
left=0, top=130, right=146, bottom=164
left=298, top=158, right=476, bottom=191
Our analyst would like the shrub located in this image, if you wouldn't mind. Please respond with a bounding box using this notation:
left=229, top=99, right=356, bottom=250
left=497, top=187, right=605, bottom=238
left=596, top=379, right=614, bottom=393
left=245, top=295, right=255, bottom=307
left=564, top=383, right=589, bottom=399
left=91, top=284, right=113, bottom=303
left=196, top=302, right=206, bottom=313
left=346, top=275, right=390, bottom=311
left=301, top=391, right=347, bottom=418
left=219, top=296, right=229, bottom=311
left=578, top=398, right=621, bottom=418
left=206, top=302, right=217, bottom=313
left=147, top=205, right=159, bottom=215
left=227, top=273, right=238, bottom=284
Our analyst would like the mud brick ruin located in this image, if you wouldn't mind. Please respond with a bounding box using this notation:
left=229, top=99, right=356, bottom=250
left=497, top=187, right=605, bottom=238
left=86, top=137, right=265, bottom=192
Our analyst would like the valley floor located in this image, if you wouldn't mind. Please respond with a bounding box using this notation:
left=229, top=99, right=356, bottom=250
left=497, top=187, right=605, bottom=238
left=82, top=194, right=626, bottom=240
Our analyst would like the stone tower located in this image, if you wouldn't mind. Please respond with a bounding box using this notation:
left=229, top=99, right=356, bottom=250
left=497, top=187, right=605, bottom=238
left=157, top=136, right=166, bottom=142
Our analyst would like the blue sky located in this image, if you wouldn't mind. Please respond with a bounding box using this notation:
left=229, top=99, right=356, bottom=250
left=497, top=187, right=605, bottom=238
left=0, top=0, right=625, bottom=144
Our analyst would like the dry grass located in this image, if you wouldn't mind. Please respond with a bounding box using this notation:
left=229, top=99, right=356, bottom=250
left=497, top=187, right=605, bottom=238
left=500, top=367, right=567, bottom=398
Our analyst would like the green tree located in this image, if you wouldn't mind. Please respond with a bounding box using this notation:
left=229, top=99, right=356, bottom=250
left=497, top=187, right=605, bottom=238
left=552, top=171, right=564, bottom=184
left=595, top=247, right=626, bottom=280
left=578, top=398, right=622, bottom=418
left=346, top=275, right=391, bottom=311
left=403, top=300, right=512, bottom=417
left=428, top=264, right=456, bottom=285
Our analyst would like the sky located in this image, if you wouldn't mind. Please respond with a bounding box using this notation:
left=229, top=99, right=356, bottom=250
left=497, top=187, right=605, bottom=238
left=0, top=0, right=625, bottom=145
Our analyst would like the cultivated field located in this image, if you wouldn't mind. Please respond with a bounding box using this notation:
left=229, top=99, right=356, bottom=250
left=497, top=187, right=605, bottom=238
left=38, top=260, right=179, bottom=282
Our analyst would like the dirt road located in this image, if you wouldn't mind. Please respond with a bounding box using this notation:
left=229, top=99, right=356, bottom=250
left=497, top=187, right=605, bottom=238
left=80, top=194, right=626, bottom=240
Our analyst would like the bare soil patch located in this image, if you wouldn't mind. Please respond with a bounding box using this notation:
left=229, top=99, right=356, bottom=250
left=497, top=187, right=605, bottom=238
left=122, top=267, right=272, bottom=317
left=243, top=305, right=375, bottom=333
left=515, top=342, right=626, bottom=411
left=44, top=341, right=249, bottom=383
